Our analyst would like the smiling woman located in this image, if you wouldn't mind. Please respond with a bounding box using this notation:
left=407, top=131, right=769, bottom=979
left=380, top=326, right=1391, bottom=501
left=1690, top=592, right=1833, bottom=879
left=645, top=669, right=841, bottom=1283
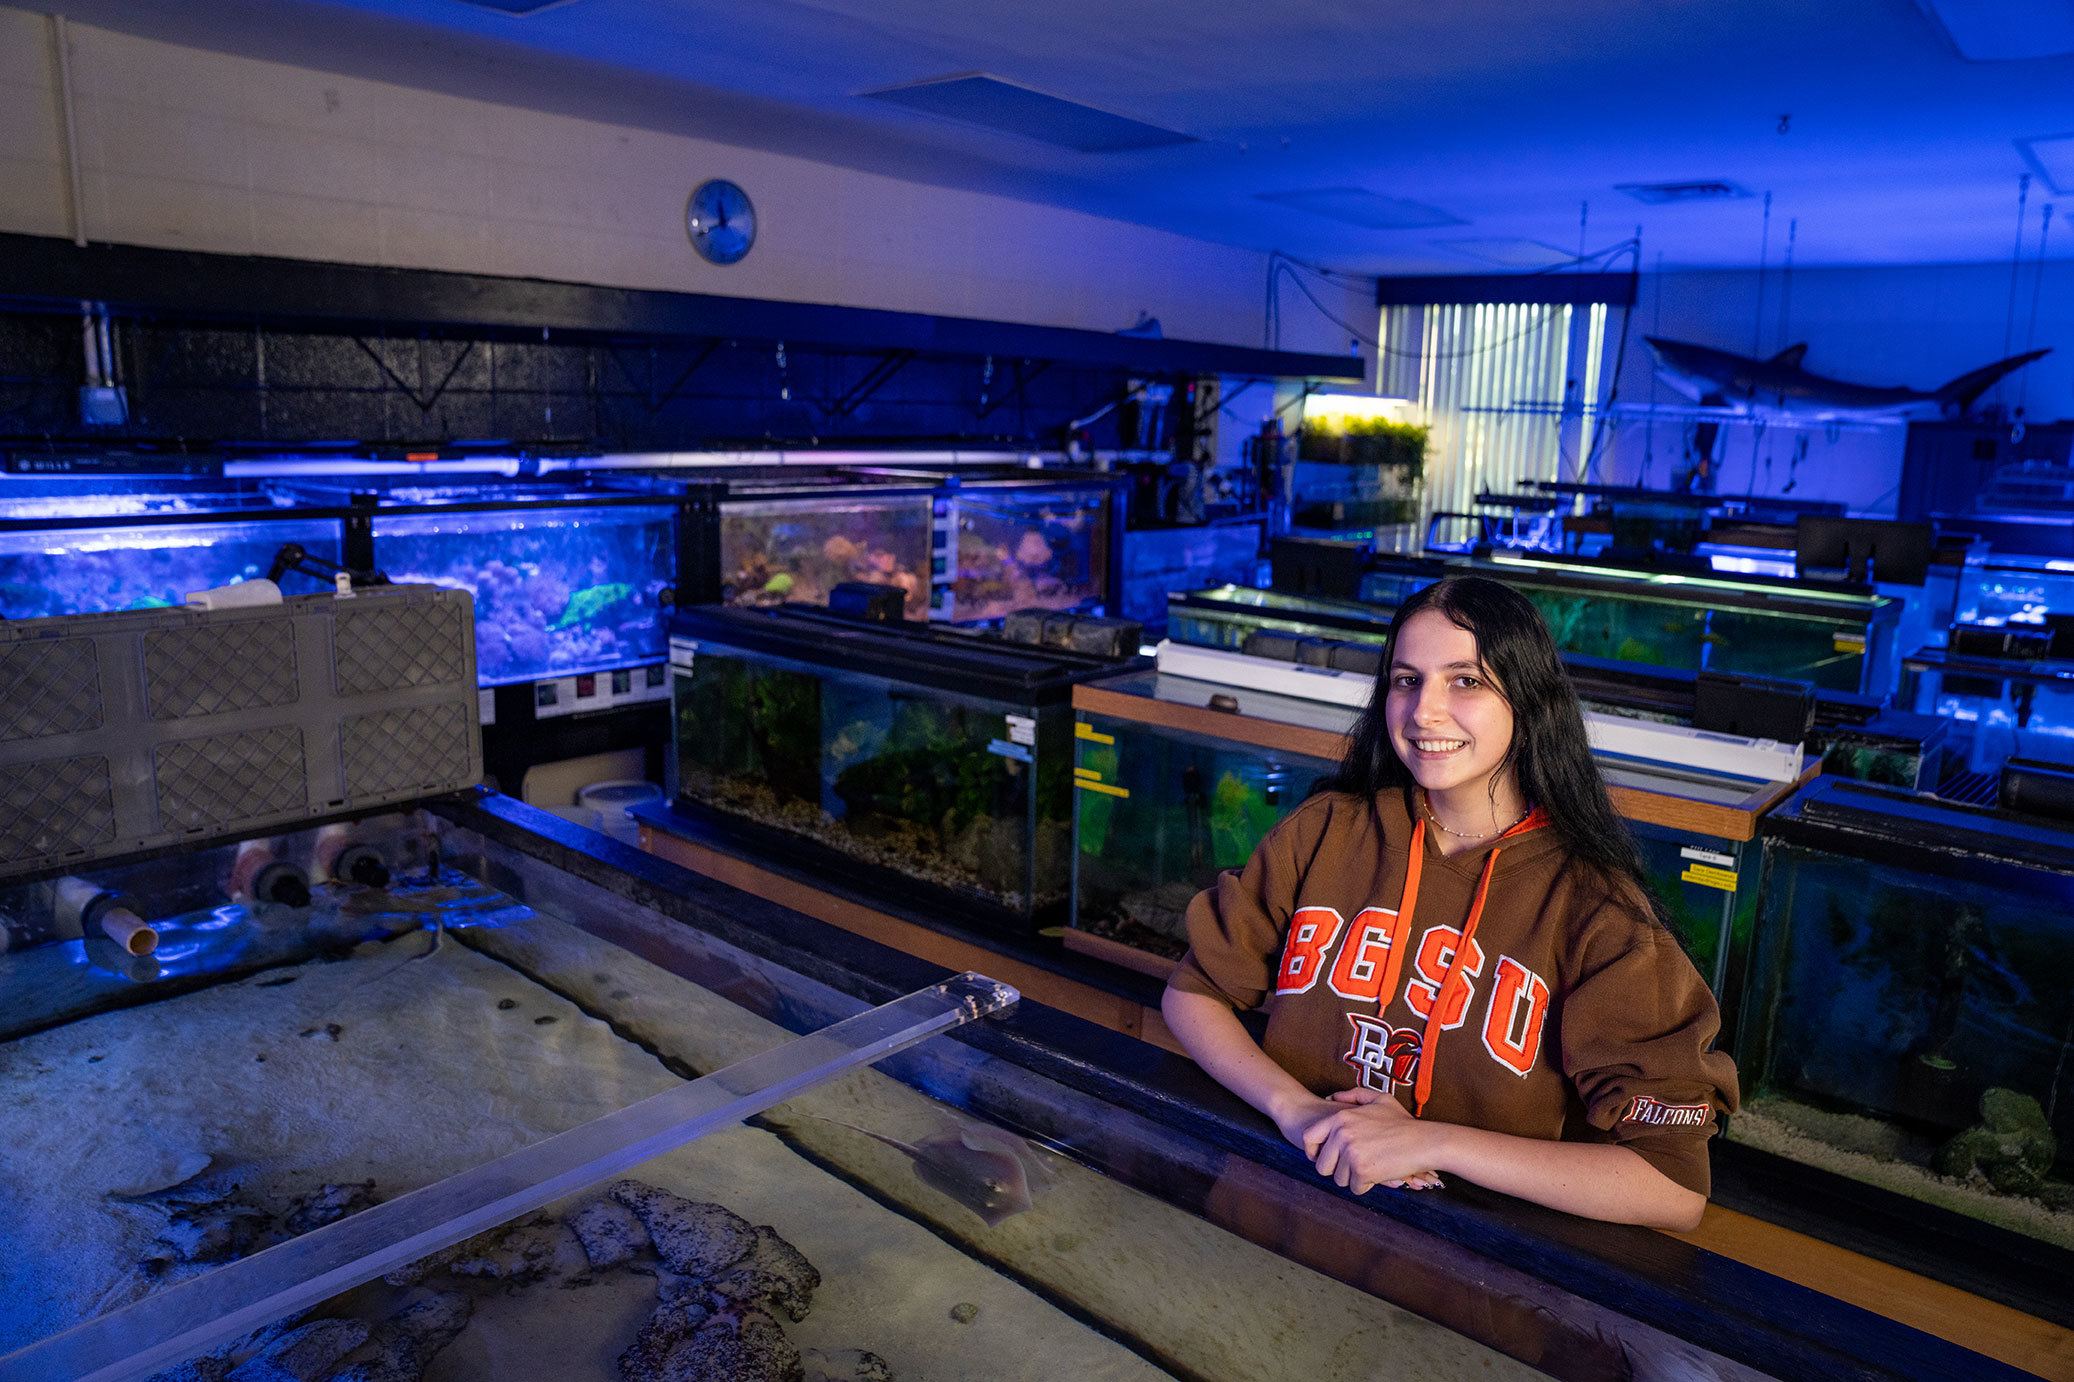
left=1162, top=575, right=1739, bottom=1231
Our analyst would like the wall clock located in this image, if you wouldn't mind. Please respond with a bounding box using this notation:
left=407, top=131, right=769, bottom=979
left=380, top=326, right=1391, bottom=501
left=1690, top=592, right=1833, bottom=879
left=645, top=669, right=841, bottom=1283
left=687, top=179, right=755, bottom=265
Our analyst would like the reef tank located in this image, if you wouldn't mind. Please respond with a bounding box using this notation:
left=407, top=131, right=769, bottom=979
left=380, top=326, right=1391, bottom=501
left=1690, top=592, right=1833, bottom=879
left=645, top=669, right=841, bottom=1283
left=718, top=486, right=934, bottom=616
left=0, top=482, right=344, bottom=619
left=1952, top=555, right=2074, bottom=628
left=938, top=478, right=1116, bottom=623
left=0, top=803, right=1562, bottom=1382
left=668, top=604, right=1130, bottom=930
left=1118, top=520, right=1265, bottom=629
left=1358, top=553, right=1902, bottom=695
left=341, top=485, right=677, bottom=686
left=1738, top=777, right=2074, bottom=1254
left=1072, top=674, right=1339, bottom=964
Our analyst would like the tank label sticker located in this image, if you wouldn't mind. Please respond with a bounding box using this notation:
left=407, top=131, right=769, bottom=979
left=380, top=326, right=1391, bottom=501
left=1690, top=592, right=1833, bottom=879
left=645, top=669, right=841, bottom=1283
left=1005, top=713, right=1036, bottom=746
left=987, top=738, right=1033, bottom=763
left=669, top=637, right=698, bottom=669
left=1680, top=863, right=1738, bottom=892
left=1678, top=846, right=1735, bottom=869
left=1832, top=634, right=1867, bottom=654
left=478, top=688, right=495, bottom=726
left=1074, top=721, right=1114, bottom=745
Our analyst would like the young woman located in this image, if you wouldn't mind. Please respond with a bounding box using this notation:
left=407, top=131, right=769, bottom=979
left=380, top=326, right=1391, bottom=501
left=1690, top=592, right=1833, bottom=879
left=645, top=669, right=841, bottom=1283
left=1162, top=575, right=1737, bottom=1231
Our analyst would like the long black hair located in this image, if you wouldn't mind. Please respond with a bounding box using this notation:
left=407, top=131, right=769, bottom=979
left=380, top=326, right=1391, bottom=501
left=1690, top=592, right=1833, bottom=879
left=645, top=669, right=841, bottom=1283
left=1327, top=574, right=1653, bottom=903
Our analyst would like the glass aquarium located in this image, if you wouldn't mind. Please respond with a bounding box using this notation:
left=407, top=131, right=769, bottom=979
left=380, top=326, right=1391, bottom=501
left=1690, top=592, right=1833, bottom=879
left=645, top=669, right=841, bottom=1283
left=1073, top=677, right=1340, bottom=963
left=1118, top=520, right=1265, bottom=628
left=718, top=486, right=934, bottom=615
left=1287, top=459, right=1420, bottom=534
left=1740, top=778, right=2074, bottom=1255
left=1902, top=647, right=2074, bottom=773
left=348, top=485, right=677, bottom=687
left=938, top=478, right=1115, bottom=623
left=1357, top=553, right=1902, bottom=695
left=1952, top=555, right=2074, bottom=628
left=0, top=807, right=1568, bottom=1382
left=0, top=481, right=344, bottom=619
left=1165, top=584, right=1395, bottom=653
left=668, top=605, right=1126, bottom=930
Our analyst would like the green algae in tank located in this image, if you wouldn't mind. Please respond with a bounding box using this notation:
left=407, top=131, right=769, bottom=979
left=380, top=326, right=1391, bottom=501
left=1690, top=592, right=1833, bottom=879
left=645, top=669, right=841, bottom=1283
left=673, top=642, right=1072, bottom=923
left=1073, top=712, right=1336, bottom=960
left=1627, top=824, right=1759, bottom=1044
left=1739, top=790, right=2074, bottom=1251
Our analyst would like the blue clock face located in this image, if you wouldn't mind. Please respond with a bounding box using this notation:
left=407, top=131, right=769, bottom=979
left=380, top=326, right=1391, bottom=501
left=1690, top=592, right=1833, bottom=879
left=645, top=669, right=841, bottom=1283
left=687, top=179, right=755, bottom=265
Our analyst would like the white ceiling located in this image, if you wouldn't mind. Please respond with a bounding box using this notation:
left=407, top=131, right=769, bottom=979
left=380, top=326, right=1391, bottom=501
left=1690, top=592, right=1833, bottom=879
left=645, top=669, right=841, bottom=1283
left=53, top=0, right=2074, bottom=272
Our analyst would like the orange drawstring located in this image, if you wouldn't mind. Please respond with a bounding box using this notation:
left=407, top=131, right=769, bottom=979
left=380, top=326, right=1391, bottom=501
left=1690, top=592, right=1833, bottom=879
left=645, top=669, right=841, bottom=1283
left=1406, top=803, right=1548, bottom=1118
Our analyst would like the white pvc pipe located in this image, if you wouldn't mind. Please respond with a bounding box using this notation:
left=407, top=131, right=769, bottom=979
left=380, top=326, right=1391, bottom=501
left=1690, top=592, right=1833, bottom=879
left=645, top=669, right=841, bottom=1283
left=50, top=13, right=88, bottom=248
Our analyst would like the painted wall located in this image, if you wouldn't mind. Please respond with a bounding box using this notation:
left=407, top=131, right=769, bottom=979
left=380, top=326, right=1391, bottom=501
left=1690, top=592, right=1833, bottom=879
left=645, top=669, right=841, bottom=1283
left=1597, top=261, right=2074, bottom=514
left=0, top=8, right=1366, bottom=360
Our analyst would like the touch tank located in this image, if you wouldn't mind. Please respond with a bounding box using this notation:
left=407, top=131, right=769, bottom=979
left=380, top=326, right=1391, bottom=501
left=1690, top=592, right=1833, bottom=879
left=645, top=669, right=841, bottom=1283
left=0, top=806, right=1565, bottom=1382
left=1739, top=777, right=2074, bottom=1255
left=0, top=481, right=345, bottom=619
left=667, top=604, right=1130, bottom=931
left=936, top=477, right=1116, bottom=623
left=298, top=483, right=679, bottom=687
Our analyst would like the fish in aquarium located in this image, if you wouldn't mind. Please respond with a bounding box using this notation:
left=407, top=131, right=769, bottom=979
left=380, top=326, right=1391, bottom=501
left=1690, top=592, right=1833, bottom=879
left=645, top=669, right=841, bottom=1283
left=951, top=501, right=1101, bottom=622
left=0, top=528, right=340, bottom=622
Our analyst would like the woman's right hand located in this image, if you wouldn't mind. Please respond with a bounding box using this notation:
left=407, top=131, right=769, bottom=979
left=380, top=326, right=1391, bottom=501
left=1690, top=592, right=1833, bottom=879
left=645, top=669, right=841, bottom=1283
left=1271, top=1093, right=1343, bottom=1151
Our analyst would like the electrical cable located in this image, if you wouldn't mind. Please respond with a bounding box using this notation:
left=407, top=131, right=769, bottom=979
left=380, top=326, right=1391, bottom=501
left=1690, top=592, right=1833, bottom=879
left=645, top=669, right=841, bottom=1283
left=2019, top=202, right=2055, bottom=416
left=2000, top=173, right=2032, bottom=408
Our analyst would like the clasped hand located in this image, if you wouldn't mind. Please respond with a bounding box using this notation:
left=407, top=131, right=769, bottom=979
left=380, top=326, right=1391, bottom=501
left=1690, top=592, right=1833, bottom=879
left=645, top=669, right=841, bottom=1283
left=1283, top=1087, right=1444, bottom=1195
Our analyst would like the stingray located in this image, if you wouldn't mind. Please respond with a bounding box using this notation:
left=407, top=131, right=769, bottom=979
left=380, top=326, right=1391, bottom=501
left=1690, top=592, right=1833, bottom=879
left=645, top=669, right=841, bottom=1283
left=817, top=1116, right=1055, bottom=1228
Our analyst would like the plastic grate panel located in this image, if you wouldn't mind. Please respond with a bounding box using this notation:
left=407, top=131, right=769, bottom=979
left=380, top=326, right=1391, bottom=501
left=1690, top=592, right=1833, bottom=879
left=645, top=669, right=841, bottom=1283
left=155, top=726, right=307, bottom=831
left=335, top=599, right=469, bottom=696
left=341, top=702, right=473, bottom=798
left=0, top=639, right=103, bottom=742
left=0, top=754, right=116, bottom=864
left=146, top=620, right=299, bottom=720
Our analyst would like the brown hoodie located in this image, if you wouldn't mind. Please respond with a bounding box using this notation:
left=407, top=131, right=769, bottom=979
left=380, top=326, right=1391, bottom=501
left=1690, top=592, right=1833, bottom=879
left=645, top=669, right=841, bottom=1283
left=1168, top=788, right=1739, bottom=1195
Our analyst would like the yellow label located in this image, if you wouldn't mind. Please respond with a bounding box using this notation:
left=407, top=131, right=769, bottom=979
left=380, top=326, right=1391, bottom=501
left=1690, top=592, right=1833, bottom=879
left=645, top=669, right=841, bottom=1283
left=1075, top=722, right=1114, bottom=745
left=1832, top=634, right=1866, bottom=654
left=1680, top=863, right=1738, bottom=892
left=1076, top=779, right=1130, bottom=798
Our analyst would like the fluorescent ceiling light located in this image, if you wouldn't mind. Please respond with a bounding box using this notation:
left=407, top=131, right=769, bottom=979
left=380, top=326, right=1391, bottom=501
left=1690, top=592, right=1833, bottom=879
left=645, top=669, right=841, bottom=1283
left=1255, top=188, right=1466, bottom=230
left=1913, top=0, right=2074, bottom=59
left=2018, top=132, right=2074, bottom=194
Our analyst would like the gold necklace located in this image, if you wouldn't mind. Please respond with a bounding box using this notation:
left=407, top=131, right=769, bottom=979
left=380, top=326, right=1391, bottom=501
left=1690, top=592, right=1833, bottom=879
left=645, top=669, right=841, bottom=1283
left=1422, top=792, right=1527, bottom=841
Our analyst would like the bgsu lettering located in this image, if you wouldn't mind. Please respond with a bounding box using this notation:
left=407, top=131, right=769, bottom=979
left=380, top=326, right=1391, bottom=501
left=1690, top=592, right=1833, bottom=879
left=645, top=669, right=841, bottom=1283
left=1279, top=916, right=1549, bottom=1080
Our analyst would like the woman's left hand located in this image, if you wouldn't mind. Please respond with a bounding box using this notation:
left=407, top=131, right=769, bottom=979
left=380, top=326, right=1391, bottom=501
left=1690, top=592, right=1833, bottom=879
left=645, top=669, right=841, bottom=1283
left=1303, top=1087, right=1447, bottom=1194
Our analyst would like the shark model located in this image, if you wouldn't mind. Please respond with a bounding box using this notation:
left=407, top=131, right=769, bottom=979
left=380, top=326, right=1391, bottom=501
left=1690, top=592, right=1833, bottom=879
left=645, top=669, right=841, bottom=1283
left=1644, top=337, right=2051, bottom=422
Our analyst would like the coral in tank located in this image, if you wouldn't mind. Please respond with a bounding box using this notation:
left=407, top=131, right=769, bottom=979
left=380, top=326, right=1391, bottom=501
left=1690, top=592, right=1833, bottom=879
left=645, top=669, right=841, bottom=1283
left=720, top=500, right=930, bottom=614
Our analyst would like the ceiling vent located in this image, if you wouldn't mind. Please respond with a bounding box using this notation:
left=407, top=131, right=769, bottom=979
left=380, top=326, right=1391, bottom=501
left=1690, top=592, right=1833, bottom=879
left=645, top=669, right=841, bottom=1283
left=1432, top=238, right=1576, bottom=267
left=1616, top=180, right=1753, bottom=205
left=858, top=74, right=1196, bottom=153
left=1255, top=188, right=1466, bottom=229
left=451, top=0, right=585, bottom=13
left=1914, top=0, right=2074, bottom=59
left=2018, top=133, right=2074, bottom=194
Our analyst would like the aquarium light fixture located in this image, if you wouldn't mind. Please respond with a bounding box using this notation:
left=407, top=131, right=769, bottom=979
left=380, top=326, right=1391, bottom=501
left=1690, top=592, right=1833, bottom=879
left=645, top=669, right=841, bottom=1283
left=566, top=448, right=1047, bottom=470
left=224, top=457, right=526, bottom=478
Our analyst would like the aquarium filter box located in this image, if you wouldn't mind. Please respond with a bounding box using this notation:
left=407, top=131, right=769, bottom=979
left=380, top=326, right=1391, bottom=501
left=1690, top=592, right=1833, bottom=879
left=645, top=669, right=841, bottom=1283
left=667, top=603, right=1137, bottom=931
left=0, top=587, right=481, bottom=878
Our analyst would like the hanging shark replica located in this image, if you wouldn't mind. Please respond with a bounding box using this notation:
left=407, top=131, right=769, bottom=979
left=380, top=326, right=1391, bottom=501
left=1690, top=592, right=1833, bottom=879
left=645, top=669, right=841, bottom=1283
left=1644, top=337, right=2052, bottom=422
